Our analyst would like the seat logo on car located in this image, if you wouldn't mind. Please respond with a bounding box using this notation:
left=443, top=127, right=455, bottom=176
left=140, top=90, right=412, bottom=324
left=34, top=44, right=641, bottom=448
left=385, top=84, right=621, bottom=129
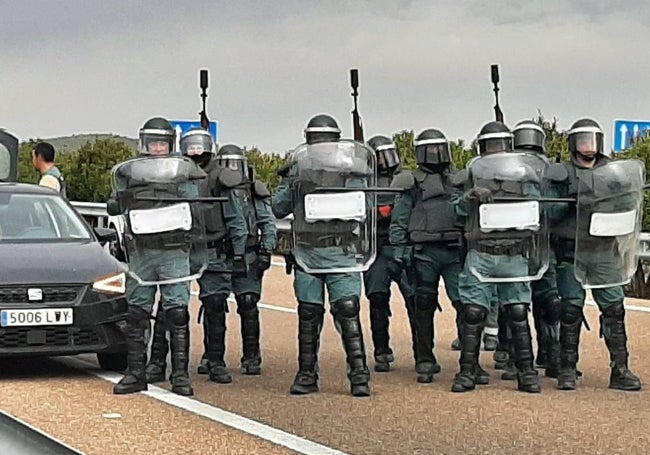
left=27, top=288, right=43, bottom=301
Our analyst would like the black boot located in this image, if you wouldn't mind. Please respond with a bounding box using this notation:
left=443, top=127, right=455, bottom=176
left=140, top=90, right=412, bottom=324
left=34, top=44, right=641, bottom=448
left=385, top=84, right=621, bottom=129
left=114, top=306, right=150, bottom=395
left=450, top=300, right=464, bottom=351
left=404, top=296, right=419, bottom=365
left=290, top=302, right=324, bottom=395
left=166, top=307, right=193, bottom=396
left=203, top=294, right=232, bottom=384
left=369, top=293, right=394, bottom=372
left=542, top=297, right=561, bottom=378
left=237, top=293, right=262, bottom=375
left=196, top=312, right=210, bottom=375
left=451, top=305, right=486, bottom=393
left=494, top=306, right=510, bottom=370
left=601, top=302, right=641, bottom=391
left=413, top=295, right=441, bottom=383
left=507, top=303, right=540, bottom=393
left=145, top=310, right=168, bottom=383
left=557, top=304, right=583, bottom=390
left=331, top=297, right=371, bottom=397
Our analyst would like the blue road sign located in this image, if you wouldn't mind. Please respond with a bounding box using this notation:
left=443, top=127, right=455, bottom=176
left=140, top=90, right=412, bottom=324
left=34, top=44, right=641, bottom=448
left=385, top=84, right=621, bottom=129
left=169, top=120, right=219, bottom=142
left=612, top=119, right=650, bottom=152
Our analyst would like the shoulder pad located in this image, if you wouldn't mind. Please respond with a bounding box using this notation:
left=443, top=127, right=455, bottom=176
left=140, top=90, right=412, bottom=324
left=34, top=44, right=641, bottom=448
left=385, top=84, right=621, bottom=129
left=218, top=169, right=245, bottom=188
left=545, top=163, right=569, bottom=182
left=390, top=171, right=415, bottom=189
left=451, top=169, right=469, bottom=187
left=253, top=181, right=270, bottom=198
left=188, top=161, right=207, bottom=180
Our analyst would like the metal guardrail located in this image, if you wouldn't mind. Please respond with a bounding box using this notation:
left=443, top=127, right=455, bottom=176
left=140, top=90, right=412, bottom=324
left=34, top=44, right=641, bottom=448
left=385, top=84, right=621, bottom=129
left=70, top=201, right=650, bottom=258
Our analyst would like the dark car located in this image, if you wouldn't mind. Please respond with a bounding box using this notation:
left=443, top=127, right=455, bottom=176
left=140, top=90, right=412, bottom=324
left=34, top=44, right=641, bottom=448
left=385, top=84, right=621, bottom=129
left=0, top=183, right=128, bottom=370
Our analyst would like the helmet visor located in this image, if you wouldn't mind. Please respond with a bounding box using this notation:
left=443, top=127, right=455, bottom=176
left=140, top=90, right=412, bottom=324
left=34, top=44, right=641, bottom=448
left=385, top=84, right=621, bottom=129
left=415, top=142, right=451, bottom=165
left=180, top=134, right=214, bottom=157
left=513, top=126, right=546, bottom=152
left=376, top=145, right=400, bottom=173
left=569, top=130, right=603, bottom=156
left=139, top=129, right=175, bottom=155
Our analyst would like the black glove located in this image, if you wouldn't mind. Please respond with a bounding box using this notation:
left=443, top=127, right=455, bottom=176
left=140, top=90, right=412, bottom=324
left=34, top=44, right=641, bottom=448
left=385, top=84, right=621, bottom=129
left=276, top=161, right=294, bottom=178
left=256, top=249, right=272, bottom=272
left=466, top=187, right=493, bottom=204
left=232, top=255, right=247, bottom=277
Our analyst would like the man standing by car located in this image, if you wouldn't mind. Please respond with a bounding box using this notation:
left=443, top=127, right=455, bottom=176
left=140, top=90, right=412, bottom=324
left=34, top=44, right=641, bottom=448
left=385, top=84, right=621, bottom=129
left=33, top=142, right=66, bottom=198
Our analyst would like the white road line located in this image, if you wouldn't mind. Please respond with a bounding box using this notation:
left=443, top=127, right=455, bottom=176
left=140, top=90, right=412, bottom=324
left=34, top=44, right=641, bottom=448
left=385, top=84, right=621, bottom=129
left=66, top=358, right=348, bottom=455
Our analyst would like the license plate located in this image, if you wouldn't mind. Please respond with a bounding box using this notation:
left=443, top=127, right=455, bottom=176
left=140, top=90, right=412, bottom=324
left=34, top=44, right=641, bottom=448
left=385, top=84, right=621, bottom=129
left=0, top=308, right=74, bottom=327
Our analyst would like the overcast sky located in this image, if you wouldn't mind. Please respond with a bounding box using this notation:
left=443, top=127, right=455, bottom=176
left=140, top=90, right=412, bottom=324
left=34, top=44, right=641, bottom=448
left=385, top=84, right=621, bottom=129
left=2, top=0, right=649, bottom=154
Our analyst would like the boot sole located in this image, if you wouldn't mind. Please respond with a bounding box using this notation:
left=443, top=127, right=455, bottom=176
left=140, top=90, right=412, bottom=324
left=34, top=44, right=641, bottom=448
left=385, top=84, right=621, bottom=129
left=557, top=383, right=577, bottom=390
left=518, top=386, right=541, bottom=393
left=351, top=386, right=371, bottom=397
left=475, top=376, right=490, bottom=385
left=609, top=383, right=642, bottom=391
left=451, top=384, right=475, bottom=393
left=114, top=384, right=148, bottom=395
left=290, top=385, right=319, bottom=395
left=197, top=365, right=209, bottom=375
left=416, top=373, right=434, bottom=383
left=145, top=374, right=166, bottom=383
left=242, top=367, right=262, bottom=375
left=374, top=362, right=390, bottom=373
left=210, top=375, right=233, bottom=384
left=172, top=386, right=194, bottom=396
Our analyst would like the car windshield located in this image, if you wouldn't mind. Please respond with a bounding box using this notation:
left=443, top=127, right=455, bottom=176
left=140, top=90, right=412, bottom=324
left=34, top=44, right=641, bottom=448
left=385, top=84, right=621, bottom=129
left=0, top=193, right=92, bottom=243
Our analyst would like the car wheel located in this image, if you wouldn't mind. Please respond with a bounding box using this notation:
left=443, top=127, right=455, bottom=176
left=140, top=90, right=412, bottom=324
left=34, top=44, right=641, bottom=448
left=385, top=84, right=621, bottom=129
left=97, top=352, right=128, bottom=372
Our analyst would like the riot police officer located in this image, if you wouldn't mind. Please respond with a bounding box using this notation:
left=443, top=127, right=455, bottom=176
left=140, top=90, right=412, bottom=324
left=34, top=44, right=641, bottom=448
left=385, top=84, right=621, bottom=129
left=363, top=135, right=416, bottom=373
left=272, top=114, right=371, bottom=397
left=144, top=128, right=250, bottom=385
left=109, top=117, right=205, bottom=396
left=512, top=120, right=561, bottom=378
left=451, top=121, right=543, bottom=394
left=547, top=118, right=642, bottom=391
left=214, top=143, right=277, bottom=377
left=390, top=128, right=464, bottom=383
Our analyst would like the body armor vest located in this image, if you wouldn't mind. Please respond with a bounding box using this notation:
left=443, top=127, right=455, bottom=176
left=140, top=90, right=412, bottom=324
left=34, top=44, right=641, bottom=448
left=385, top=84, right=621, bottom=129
left=293, top=169, right=362, bottom=246
left=202, top=160, right=229, bottom=245
left=408, top=170, right=460, bottom=244
left=466, top=177, right=535, bottom=243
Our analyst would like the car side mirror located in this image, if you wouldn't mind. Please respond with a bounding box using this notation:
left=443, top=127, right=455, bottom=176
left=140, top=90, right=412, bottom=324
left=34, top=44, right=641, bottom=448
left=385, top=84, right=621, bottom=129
left=94, top=227, right=117, bottom=245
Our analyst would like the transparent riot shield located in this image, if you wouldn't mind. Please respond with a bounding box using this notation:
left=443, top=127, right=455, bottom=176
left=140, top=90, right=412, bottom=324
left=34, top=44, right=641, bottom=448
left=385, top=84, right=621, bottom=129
left=111, top=156, right=211, bottom=285
left=466, top=152, right=549, bottom=282
left=575, top=159, right=645, bottom=288
left=291, top=140, right=376, bottom=273
left=0, top=130, right=19, bottom=182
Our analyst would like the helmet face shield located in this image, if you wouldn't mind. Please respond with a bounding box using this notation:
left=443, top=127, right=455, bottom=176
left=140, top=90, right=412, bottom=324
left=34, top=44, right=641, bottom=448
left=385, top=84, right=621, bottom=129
left=513, top=123, right=546, bottom=152
left=139, top=129, right=175, bottom=155
left=477, top=132, right=513, bottom=155
left=415, top=138, right=451, bottom=165
left=376, top=144, right=400, bottom=174
left=180, top=131, right=215, bottom=157
left=217, top=153, right=248, bottom=180
left=569, top=130, right=603, bottom=156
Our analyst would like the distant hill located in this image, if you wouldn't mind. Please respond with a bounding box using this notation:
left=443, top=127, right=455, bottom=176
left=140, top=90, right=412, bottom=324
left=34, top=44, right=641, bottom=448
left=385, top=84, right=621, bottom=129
left=30, top=134, right=138, bottom=153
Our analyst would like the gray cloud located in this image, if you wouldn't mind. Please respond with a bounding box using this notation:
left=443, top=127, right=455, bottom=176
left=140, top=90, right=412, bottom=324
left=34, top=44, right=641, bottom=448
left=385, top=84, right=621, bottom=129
left=1, top=0, right=649, bottom=154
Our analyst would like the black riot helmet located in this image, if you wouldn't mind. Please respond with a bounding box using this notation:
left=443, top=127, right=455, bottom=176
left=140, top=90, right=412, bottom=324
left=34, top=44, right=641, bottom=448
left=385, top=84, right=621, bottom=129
left=180, top=127, right=216, bottom=167
left=138, top=117, right=175, bottom=155
left=414, top=128, right=451, bottom=171
left=367, top=135, right=400, bottom=176
left=476, top=121, right=513, bottom=155
left=217, top=144, right=248, bottom=180
left=304, top=114, right=341, bottom=145
left=513, top=120, right=546, bottom=153
left=568, top=118, right=604, bottom=162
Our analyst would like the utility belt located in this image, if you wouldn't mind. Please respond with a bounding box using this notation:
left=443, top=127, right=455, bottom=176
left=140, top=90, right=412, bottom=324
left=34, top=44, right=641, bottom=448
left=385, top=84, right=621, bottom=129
left=305, top=233, right=357, bottom=248
left=474, top=241, right=531, bottom=257
left=410, top=230, right=462, bottom=246
left=131, top=233, right=188, bottom=251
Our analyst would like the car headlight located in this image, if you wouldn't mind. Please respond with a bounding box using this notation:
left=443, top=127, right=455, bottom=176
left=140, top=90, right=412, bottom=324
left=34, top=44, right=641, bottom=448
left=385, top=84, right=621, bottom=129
left=92, top=272, right=126, bottom=295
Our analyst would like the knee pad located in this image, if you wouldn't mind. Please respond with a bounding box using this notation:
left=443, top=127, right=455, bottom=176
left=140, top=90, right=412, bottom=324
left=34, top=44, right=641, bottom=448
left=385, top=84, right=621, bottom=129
left=236, top=293, right=259, bottom=313
left=202, top=294, right=228, bottom=313
left=505, top=303, right=529, bottom=323
left=369, top=293, right=390, bottom=311
left=297, top=302, right=325, bottom=321
left=331, top=297, right=360, bottom=318
left=464, top=304, right=487, bottom=325
left=561, top=303, right=583, bottom=324
left=165, top=307, right=190, bottom=327
left=126, top=306, right=150, bottom=329
left=543, top=297, right=562, bottom=324
left=414, top=294, right=437, bottom=312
